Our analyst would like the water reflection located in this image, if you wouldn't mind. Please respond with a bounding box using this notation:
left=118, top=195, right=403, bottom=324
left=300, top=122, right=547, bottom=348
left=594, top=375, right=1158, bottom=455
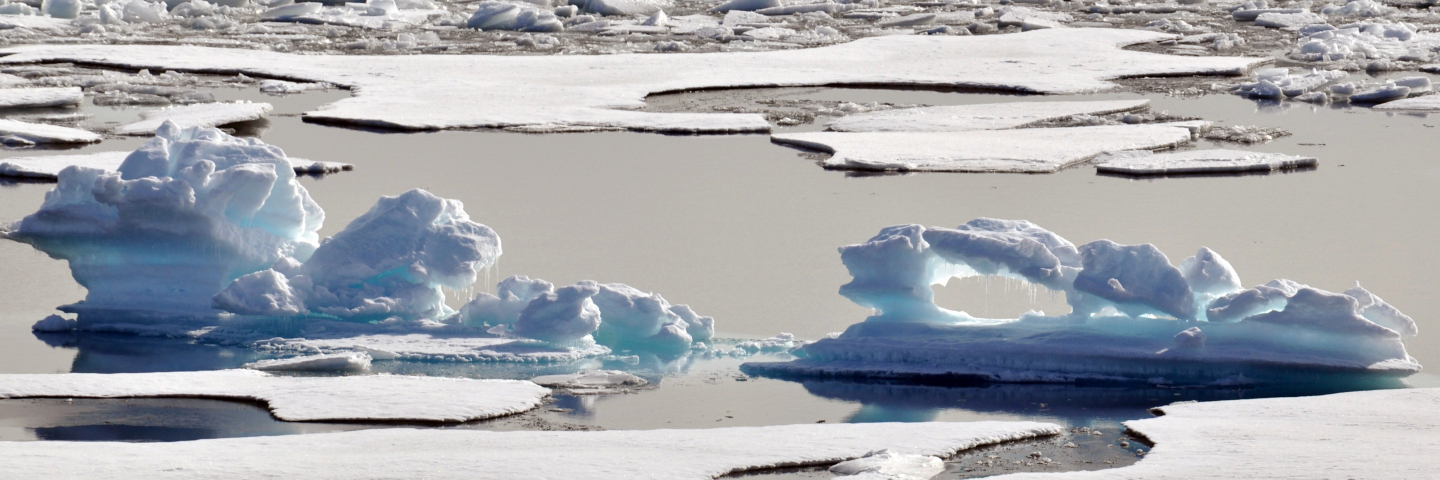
left=34, top=332, right=266, bottom=373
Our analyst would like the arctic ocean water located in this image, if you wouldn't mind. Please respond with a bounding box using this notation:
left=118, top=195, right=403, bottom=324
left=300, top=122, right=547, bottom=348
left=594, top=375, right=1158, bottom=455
left=1, top=77, right=1438, bottom=449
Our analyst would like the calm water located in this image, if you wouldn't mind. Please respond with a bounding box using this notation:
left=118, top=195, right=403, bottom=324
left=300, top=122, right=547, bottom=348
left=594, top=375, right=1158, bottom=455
left=1, top=75, right=1438, bottom=444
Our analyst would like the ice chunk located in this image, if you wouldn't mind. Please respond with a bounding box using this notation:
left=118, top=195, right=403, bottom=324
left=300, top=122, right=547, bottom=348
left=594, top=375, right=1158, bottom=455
left=1347, top=82, right=1409, bottom=103
left=213, top=269, right=307, bottom=316
left=41, top=0, right=83, bottom=18
left=512, top=281, right=603, bottom=343
left=0, top=370, right=548, bottom=422
left=259, top=2, right=322, bottom=20
left=6, top=123, right=324, bottom=319
left=1371, top=94, right=1440, bottom=111
left=467, top=1, right=564, bottom=32
left=0, top=151, right=351, bottom=180
left=243, top=352, right=372, bottom=372
left=1254, top=12, right=1326, bottom=29
left=1232, top=68, right=1347, bottom=99
left=578, top=0, right=669, bottom=16
left=741, top=219, right=1419, bottom=384
left=0, top=119, right=100, bottom=144
left=115, top=101, right=273, bottom=135
left=0, top=29, right=1268, bottom=133
left=456, top=275, right=554, bottom=326
left=259, top=333, right=612, bottom=363
left=756, top=3, right=851, bottom=15
left=1095, top=149, right=1318, bottom=175
left=1320, top=0, right=1395, bottom=18
left=710, top=0, right=778, bottom=12
left=830, top=449, right=945, bottom=480
left=772, top=125, right=1194, bottom=173
left=0, top=420, right=1063, bottom=478
left=31, top=314, right=77, bottom=332
left=827, top=100, right=1150, bottom=132
left=529, top=369, right=647, bottom=392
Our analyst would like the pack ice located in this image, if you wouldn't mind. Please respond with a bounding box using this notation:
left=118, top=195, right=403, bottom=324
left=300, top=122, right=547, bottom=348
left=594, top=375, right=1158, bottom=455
left=0, top=369, right=550, bottom=422
left=0, top=420, right=1062, bottom=479
left=743, top=218, right=1419, bottom=385
left=0, top=29, right=1266, bottom=133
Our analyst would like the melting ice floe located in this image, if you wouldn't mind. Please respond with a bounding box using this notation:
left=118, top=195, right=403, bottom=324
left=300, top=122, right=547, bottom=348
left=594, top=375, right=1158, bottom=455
left=0, top=118, right=101, bottom=144
left=112, top=100, right=273, bottom=135
left=0, top=29, right=1267, bottom=133
left=0, top=420, right=1062, bottom=479
left=0, top=369, right=549, bottom=422
left=990, top=388, right=1440, bottom=479
left=0, top=151, right=351, bottom=180
left=242, top=352, right=373, bottom=372
left=529, top=369, right=648, bottom=394
left=0, top=86, right=82, bottom=108
left=1095, top=149, right=1317, bottom=176
left=742, top=218, right=1419, bottom=385
left=825, top=100, right=1151, bottom=133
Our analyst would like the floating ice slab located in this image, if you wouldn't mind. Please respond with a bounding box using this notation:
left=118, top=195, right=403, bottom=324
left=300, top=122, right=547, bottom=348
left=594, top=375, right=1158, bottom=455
left=0, top=370, right=549, bottom=422
left=1253, top=11, right=1326, bottom=29
left=0, top=151, right=351, bottom=180
left=242, top=352, right=372, bottom=372
left=0, top=420, right=1061, bottom=479
left=0, top=29, right=1266, bottom=133
left=0, top=118, right=101, bottom=144
left=743, top=219, right=1419, bottom=385
left=772, top=125, right=1195, bottom=173
left=1095, top=149, right=1317, bottom=175
left=1372, top=94, right=1440, bottom=111
left=530, top=369, right=648, bottom=393
left=827, top=100, right=1151, bottom=132
left=114, top=101, right=273, bottom=135
left=256, top=333, right=613, bottom=363
left=991, top=388, right=1440, bottom=479
left=0, top=87, right=82, bottom=108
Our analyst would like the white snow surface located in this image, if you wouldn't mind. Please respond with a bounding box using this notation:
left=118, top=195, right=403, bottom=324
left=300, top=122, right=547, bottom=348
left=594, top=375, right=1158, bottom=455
left=991, top=388, right=1440, bottom=479
left=242, top=352, right=373, bottom=372
left=114, top=101, right=274, bottom=135
left=0, top=370, right=549, bottom=422
left=773, top=125, right=1195, bottom=173
left=0, top=151, right=351, bottom=179
left=831, top=449, right=945, bottom=480
left=826, top=100, right=1151, bottom=132
left=0, top=420, right=1062, bottom=479
left=0, top=87, right=83, bottom=108
left=1095, top=149, right=1317, bottom=175
left=0, top=118, right=102, bottom=144
left=0, top=29, right=1265, bottom=133
left=1372, top=94, right=1440, bottom=111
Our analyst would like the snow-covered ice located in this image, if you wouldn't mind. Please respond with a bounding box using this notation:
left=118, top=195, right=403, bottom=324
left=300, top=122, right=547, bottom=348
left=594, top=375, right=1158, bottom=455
left=254, top=333, right=613, bottom=363
left=743, top=219, right=1419, bottom=384
left=772, top=125, right=1195, bottom=173
left=0, top=86, right=83, bottom=108
left=0, top=369, right=549, bottom=422
left=0, top=29, right=1266, bottom=133
left=0, top=150, right=351, bottom=180
left=242, top=352, right=373, bottom=373
left=0, top=118, right=102, bottom=144
left=3, top=122, right=325, bottom=319
left=113, top=101, right=273, bottom=135
left=990, top=388, right=1440, bottom=479
left=1095, top=149, right=1317, bottom=175
left=0, top=420, right=1062, bottom=479
left=529, top=369, right=648, bottom=393
left=830, top=449, right=945, bottom=480
left=826, top=100, right=1151, bottom=132
left=1372, top=94, right=1440, bottom=111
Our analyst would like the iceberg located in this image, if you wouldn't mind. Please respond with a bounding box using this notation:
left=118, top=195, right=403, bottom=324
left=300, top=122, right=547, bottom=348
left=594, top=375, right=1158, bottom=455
left=0, top=369, right=549, bottom=422
left=743, top=218, right=1420, bottom=385
left=3, top=122, right=324, bottom=321
left=0, top=420, right=1062, bottom=479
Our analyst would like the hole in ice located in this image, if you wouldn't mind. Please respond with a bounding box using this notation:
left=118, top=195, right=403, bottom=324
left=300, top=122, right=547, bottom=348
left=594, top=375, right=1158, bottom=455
left=931, top=275, right=1070, bottom=320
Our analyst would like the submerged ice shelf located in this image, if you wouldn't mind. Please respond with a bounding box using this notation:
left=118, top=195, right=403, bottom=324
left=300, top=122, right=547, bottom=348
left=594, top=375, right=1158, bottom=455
left=0, top=29, right=1266, bottom=133
left=0, top=420, right=1061, bottom=479
left=0, top=369, right=550, bottom=422
left=744, top=218, right=1420, bottom=385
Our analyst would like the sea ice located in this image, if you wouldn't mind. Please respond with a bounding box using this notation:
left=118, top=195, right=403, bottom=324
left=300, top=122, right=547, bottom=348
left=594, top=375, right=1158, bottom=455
left=1372, top=94, right=1440, bottom=111
left=1289, top=22, right=1440, bottom=68
left=1231, top=67, right=1347, bottom=99
left=989, top=388, right=1440, bottom=479
left=0, top=118, right=101, bottom=144
left=826, top=100, right=1151, bottom=132
left=1253, top=12, right=1326, bottom=29
left=254, top=333, right=614, bottom=363
left=830, top=449, right=945, bottom=480
left=529, top=369, right=648, bottom=393
left=1095, top=149, right=1318, bottom=175
left=0, top=29, right=1266, bottom=133
left=771, top=125, right=1195, bottom=173
left=0, top=369, right=549, bottom=422
left=0, top=420, right=1062, bottom=479
left=113, top=101, right=274, bottom=135
left=3, top=122, right=324, bottom=320
left=0, top=150, right=352, bottom=180
left=0, top=86, right=82, bottom=108
left=466, top=1, right=564, bottom=32
left=242, top=352, right=373, bottom=372
left=742, top=218, right=1419, bottom=385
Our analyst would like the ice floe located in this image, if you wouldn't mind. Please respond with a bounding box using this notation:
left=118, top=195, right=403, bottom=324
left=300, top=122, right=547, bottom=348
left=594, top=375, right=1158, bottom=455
left=0, top=29, right=1266, bottom=133
left=0, top=118, right=101, bottom=144
left=0, top=151, right=350, bottom=180
left=742, top=218, right=1419, bottom=385
left=772, top=125, right=1195, bottom=173
left=1095, top=149, right=1317, bottom=175
left=242, top=352, right=373, bottom=372
left=992, top=388, right=1440, bottom=479
left=113, top=101, right=273, bottom=135
left=1372, top=94, right=1440, bottom=111
left=253, top=333, right=614, bottom=363
left=0, top=369, right=549, bottom=422
left=0, top=86, right=82, bottom=108
left=529, top=369, right=648, bottom=393
left=0, top=420, right=1062, bottom=478
left=826, top=100, right=1151, bottom=132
